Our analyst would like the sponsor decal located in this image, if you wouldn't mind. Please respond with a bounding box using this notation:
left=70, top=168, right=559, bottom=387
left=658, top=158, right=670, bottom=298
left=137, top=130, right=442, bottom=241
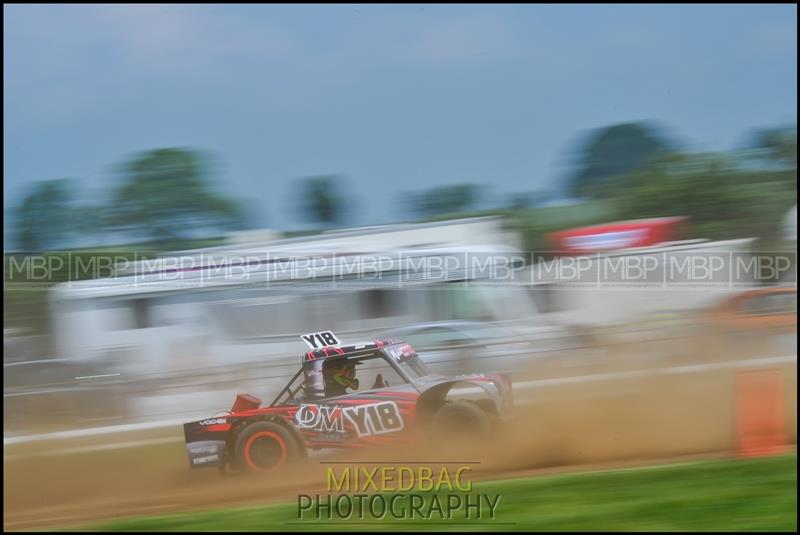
left=301, top=331, right=341, bottom=349
left=189, top=444, right=218, bottom=455
left=563, top=229, right=648, bottom=251
left=387, top=344, right=418, bottom=363
left=343, top=401, right=404, bottom=437
left=186, top=440, right=225, bottom=469
left=295, top=404, right=345, bottom=433
left=315, top=432, right=350, bottom=442
left=199, top=418, right=227, bottom=425
left=294, top=401, right=405, bottom=437
left=192, top=454, right=219, bottom=465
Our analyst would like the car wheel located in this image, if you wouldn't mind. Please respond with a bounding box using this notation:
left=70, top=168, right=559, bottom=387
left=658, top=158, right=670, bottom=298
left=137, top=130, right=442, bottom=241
left=234, top=421, right=302, bottom=473
left=429, top=400, right=494, bottom=448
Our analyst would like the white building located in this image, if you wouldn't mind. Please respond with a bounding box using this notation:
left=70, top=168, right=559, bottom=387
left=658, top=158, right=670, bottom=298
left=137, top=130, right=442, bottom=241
left=524, top=237, right=759, bottom=329
left=49, top=218, right=540, bottom=376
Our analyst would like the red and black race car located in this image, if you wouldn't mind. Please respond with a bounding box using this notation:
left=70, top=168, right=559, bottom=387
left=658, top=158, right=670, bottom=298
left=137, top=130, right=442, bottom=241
left=183, top=337, right=513, bottom=474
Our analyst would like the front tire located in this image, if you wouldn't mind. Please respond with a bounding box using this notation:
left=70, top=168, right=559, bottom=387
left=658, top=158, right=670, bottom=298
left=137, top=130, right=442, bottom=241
left=428, top=400, right=495, bottom=453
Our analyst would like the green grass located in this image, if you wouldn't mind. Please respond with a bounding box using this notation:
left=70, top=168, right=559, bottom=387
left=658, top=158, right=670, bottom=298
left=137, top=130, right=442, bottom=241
left=70, top=454, right=796, bottom=532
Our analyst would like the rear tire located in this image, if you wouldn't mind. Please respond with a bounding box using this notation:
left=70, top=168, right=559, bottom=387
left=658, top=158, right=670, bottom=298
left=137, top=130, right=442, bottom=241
left=234, top=421, right=303, bottom=474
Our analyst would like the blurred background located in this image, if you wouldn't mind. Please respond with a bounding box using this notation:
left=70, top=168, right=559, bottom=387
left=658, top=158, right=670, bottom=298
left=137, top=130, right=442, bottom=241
left=2, top=4, right=797, bottom=529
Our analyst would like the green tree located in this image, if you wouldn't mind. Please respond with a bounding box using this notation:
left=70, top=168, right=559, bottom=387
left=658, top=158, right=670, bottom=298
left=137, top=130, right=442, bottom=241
left=506, top=191, right=552, bottom=211
left=748, top=126, right=797, bottom=168
left=412, top=184, right=484, bottom=218
left=108, top=148, right=245, bottom=242
left=297, top=175, right=347, bottom=227
left=13, top=179, right=77, bottom=251
left=569, top=121, right=674, bottom=198
left=606, top=152, right=796, bottom=242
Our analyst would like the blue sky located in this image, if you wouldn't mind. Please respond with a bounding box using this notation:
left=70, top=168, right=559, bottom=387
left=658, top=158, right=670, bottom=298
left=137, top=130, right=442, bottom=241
left=3, top=4, right=797, bottom=235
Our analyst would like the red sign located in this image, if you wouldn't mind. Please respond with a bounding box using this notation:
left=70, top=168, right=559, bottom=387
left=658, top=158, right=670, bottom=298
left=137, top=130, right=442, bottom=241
left=547, top=217, right=687, bottom=254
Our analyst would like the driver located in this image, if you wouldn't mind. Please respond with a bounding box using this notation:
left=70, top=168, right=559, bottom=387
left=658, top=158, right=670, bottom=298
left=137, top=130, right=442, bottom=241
left=323, top=358, right=359, bottom=397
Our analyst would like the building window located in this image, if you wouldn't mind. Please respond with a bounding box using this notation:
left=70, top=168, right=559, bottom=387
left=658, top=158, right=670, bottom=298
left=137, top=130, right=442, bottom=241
left=361, top=289, right=390, bottom=318
left=132, top=298, right=151, bottom=329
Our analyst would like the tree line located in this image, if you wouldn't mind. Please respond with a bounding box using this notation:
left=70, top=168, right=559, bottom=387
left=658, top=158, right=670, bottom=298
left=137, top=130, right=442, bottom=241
left=511, top=122, right=796, bottom=252
left=10, top=122, right=797, bottom=252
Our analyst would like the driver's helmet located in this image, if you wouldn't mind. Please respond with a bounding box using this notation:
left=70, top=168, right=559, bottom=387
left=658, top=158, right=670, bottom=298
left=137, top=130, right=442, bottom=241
left=324, top=358, right=359, bottom=391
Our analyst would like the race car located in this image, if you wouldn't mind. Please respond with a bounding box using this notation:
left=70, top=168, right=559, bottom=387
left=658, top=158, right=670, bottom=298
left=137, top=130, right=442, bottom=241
left=183, top=334, right=513, bottom=474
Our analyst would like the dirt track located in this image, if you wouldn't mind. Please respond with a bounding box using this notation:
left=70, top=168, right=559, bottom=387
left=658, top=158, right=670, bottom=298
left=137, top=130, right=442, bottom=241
left=4, top=355, right=797, bottom=531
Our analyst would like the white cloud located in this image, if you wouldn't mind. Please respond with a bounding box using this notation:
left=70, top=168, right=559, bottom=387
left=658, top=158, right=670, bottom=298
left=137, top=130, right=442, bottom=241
left=90, top=5, right=300, bottom=78
left=4, top=4, right=305, bottom=124
left=5, top=5, right=300, bottom=85
left=748, top=19, right=797, bottom=56
left=397, top=14, right=523, bottom=65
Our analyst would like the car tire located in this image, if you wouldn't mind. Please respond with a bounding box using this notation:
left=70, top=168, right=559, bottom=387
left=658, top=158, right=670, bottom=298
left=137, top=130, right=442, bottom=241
left=429, top=400, right=494, bottom=449
left=234, top=421, right=303, bottom=474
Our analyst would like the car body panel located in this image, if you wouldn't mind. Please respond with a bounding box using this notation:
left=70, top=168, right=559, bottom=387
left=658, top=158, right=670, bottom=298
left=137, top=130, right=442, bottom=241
left=704, top=287, right=796, bottom=332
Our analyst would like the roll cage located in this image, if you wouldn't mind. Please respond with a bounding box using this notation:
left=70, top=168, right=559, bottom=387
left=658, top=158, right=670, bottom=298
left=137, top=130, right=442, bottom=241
left=269, top=343, right=430, bottom=407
